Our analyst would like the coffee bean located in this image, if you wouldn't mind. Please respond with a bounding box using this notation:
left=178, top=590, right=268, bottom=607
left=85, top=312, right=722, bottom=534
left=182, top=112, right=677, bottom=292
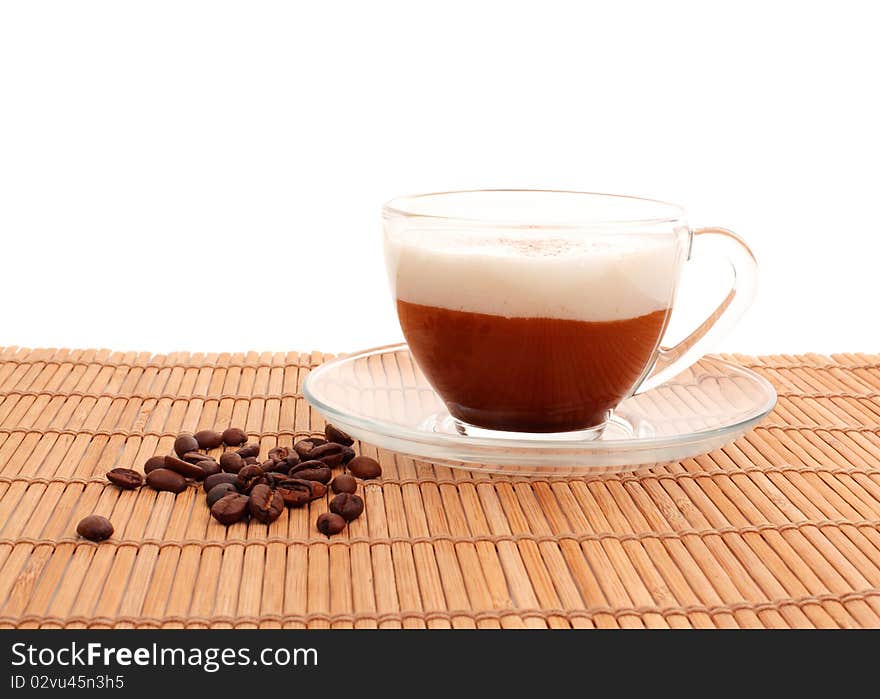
left=289, top=460, right=332, bottom=484
left=290, top=459, right=325, bottom=473
left=196, top=459, right=221, bottom=477
left=219, top=451, right=244, bottom=474
left=281, top=456, right=301, bottom=473
left=278, top=478, right=326, bottom=507
left=261, top=459, right=277, bottom=472
left=144, top=455, right=167, bottom=474
left=174, top=434, right=200, bottom=457
left=206, top=482, right=238, bottom=507
left=222, top=427, right=248, bottom=446
left=329, top=492, right=364, bottom=521
left=76, top=515, right=114, bottom=541
left=268, top=446, right=292, bottom=462
left=236, top=464, right=266, bottom=493
left=259, top=471, right=284, bottom=489
left=211, top=493, right=249, bottom=524
left=294, top=438, right=327, bottom=460
left=271, top=454, right=300, bottom=475
left=106, top=467, right=143, bottom=490
left=248, top=484, right=284, bottom=524
left=164, top=455, right=207, bottom=480
left=146, top=468, right=188, bottom=493
left=331, top=474, right=357, bottom=494
left=194, top=429, right=224, bottom=449
left=293, top=440, right=312, bottom=460
left=316, top=512, right=346, bottom=536
left=277, top=479, right=312, bottom=508
left=348, top=456, right=381, bottom=480
left=307, top=442, right=345, bottom=468
left=182, top=451, right=210, bottom=464
left=292, top=467, right=332, bottom=484
left=265, top=471, right=290, bottom=485
left=325, top=424, right=354, bottom=447
left=341, top=446, right=356, bottom=466
left=236, top=443, right=260, bottom=459
left=204, top=472, right=239, bottom=493
left=309, top=481, right=327, bottom=500
left=243, top=456, right=259, bottom=465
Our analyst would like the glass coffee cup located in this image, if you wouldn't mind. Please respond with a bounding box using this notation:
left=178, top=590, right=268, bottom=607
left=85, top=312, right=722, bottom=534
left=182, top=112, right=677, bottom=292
left=383, top=190, right=757, bottom=435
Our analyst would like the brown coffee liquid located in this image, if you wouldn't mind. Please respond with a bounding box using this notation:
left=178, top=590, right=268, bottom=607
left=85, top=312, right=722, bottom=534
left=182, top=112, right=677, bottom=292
left=397, top=299, right=670, bottom=432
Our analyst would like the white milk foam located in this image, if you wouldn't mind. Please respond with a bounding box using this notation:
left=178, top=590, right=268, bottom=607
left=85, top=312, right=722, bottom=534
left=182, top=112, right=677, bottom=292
left=387, top=232, right=682, bottom=322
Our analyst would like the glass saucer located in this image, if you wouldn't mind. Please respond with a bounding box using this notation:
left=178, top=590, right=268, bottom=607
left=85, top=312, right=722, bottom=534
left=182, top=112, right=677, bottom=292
left=303, top=343, right=777, bottom=476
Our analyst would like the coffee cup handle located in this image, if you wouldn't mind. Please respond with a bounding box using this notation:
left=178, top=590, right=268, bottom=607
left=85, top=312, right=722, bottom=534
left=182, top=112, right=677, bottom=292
left=634, top=226, right=758, bottom=394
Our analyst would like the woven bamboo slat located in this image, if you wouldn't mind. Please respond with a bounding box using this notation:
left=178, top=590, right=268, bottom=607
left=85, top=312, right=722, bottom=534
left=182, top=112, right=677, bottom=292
left=0, top=346, right=879, bottom=628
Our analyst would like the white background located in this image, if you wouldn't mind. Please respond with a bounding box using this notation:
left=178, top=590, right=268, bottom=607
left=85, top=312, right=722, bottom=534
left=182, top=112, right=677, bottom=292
left=1, top=0, right=877, bottom=356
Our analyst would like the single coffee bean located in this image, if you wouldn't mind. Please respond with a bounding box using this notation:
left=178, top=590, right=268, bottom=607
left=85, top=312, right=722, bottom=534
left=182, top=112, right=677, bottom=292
left=219, top=451, right=244, bottom=473
left=289, top=461, right=332, bottom=484
left=290, top=459, right=325, bottom=473
left=174, top=434, right=200, bottom=457
left=204, top=472, right=239, bottom=493
left=348, top=455, right=381, bottom=480
left=206, top=482, right=238, bottom=507
left=271, top=454, right=300, bottom=475
left=76, top=515, right=114, bottom=541
left=331, top=474, right=357, bottom=495
left=146, top=468, right=188, bottom=493
left=222, top=427, right=248, bottom=446
left=306, top=442, right=346, bottom=468
left=248, top=484, right=284, bottom=524
left=271, top=459, right=291, bottom=475
left=164, top=455, right=207, bottom=480
left=277, top=478, right=326, bottom=507
left=236, top=464, right=266, bottom=493
left=309, top=481, right=327, bottom=500
left=261, top=459, right=277, bottom=472
left=197, top=459, right=221, bottom=477
left=194, top=429, right=224, bottom=450
left=292, top=440, right=313, bottom=460
left=268, top=445, right=292, bottom=462
left=316, top=512, right=346, bottom=536
left=106, top=467, right=143, bottom=490
left=277, top=479, right=312, bottom=507
left=243, top=456, right=259, bottom=465
left=236, top=443, right=261, bottom=459
left=325, top=423, right=354, bottom=447
left=144, top=455, right=167, bottom=474
left=291, top=467, right=332, bottom=484
left=341, top=446, right=356, bottom=466
left=211, top=493, right=249, bottom=524
left=293, top=438, right=326, bottom=460
left=182, top=451, right=210, bottom=464
left=329, top=492, right=364, bottom=521
left=260, top=471, right=284, bottom=488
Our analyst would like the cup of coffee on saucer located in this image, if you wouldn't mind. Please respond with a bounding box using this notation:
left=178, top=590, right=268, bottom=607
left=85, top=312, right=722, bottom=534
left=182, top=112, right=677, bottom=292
left=304, top=190, right=776, bottom=474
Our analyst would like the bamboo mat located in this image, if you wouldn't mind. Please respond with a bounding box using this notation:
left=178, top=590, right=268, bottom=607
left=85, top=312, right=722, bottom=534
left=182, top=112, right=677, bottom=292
left=1, top=347, right=880, bottom=629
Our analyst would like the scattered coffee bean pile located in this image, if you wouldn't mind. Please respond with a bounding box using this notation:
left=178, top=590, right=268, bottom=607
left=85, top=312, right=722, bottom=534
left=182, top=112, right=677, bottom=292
left=75, top=424, right=381, bottom=542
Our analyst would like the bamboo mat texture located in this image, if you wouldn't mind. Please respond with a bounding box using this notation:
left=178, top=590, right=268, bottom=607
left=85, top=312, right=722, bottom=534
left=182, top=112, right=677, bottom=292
left=1, top=347, right=880, bottom=629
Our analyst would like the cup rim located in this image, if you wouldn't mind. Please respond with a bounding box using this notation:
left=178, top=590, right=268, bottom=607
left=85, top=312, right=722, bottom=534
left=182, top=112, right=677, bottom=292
left=382, top=188, right=686, bottom=229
